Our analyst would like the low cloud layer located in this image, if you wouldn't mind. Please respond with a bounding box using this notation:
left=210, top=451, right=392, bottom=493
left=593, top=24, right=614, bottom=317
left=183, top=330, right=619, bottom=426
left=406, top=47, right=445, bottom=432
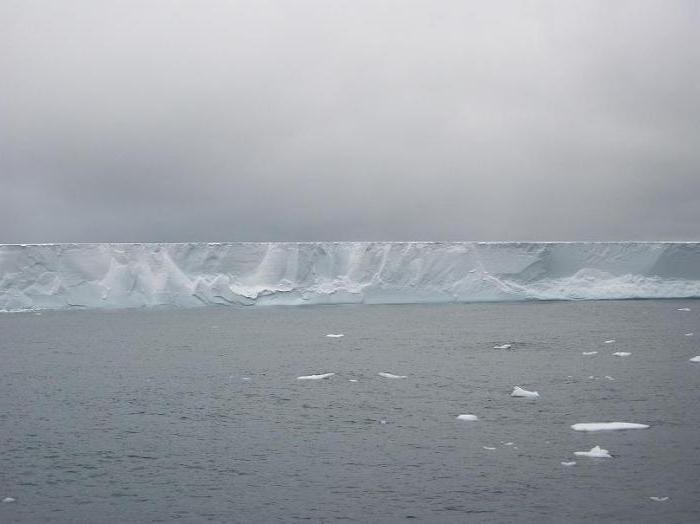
left=2, top=0, right=699, bottom=242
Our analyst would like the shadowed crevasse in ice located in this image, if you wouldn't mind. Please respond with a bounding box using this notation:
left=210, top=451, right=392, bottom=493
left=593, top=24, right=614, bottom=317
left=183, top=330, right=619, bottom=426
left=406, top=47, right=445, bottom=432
left=2, top=241, right=700, bottom=311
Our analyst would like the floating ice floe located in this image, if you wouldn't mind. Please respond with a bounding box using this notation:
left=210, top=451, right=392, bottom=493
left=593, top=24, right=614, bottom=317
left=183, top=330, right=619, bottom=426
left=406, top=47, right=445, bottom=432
left=493, top=344, right=512, bottom=349
left=326, top=333, right=344, bottom=338
left=649, top=497, right=669, bottom=502
left=689, top=356, right=700, bottom=363
left=604, top=376, right=615, bottom=381
left=685, top=333, right=694, bottom=336
left=612, top=352, right=631, bottom=357
left=561, top=461, right=577, bottom=467
left=504, top=442, right=514, bottom=446
left=297, top=373, right=335, bottom=380
left=604, top=339, right=616, bottom=344
left=456, top=414, right=479, bottom=421
left=571, top=422, right=649, bottom=432
left=582, top=351, right=598, bottom=355
left=574, top=445, right=612, bottom=458
left=511, top=386, right=539, bottom=398
left=378, top=372, right=407, bottom=379
left=483, top=446, right=496, bottom=450
left=2, top=497, right=15, bottom=503
left=677, top=308, right=691, bottom=311
left=349, top=379, right=358, bottom=382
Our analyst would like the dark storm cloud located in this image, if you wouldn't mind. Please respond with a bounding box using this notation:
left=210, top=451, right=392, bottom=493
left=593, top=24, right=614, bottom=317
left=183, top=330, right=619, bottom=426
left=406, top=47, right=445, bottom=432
left=1, top=0, right=699, bottom=242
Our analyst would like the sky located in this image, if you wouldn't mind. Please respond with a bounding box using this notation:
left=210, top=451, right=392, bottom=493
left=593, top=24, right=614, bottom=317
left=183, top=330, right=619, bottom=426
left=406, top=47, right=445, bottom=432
left=1, top=0, right=699, bottom=242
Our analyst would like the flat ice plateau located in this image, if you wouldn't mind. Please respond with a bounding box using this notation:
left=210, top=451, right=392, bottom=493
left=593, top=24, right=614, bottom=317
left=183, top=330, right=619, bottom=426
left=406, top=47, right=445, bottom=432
left=2, top=241, right=700, bottom=311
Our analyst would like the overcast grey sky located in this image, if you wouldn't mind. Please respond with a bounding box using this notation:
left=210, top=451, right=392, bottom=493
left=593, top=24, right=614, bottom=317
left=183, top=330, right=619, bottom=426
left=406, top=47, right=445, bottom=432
left=1, top=0, right=699, bottom=242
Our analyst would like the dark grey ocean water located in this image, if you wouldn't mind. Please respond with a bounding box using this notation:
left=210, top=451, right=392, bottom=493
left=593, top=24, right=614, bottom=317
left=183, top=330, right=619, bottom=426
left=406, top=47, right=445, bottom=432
left=1, top=300, right=699, bottom=523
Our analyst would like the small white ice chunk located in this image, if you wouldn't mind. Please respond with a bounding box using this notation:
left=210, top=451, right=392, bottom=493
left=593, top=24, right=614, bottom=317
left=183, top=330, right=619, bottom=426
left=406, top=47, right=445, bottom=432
left=2, top=497, right=15, bottom=503
left=571, top=422, right=649, bottom=432
left=349, top=379, right=358, bottom=382
left=685, top=333, right=694, bottom=336
left=326, top=333, right=344, bottom=338
left=561, top=461, right=577, bottom=467
left=677, top=308, right=691, bottom=311
left=613, top=352, right=631, bottom=357
left=689, top=356, right=700, bottom=363
left=511, top=386, right=539, bottom=398
left=649, top=497, right=669, bottom=502
left=297, top=372, right=335, bottom=380
left=493, top=344, right=512, bottom=349
left=378, top=372, right=407, bottom=379
left=604, top=339, right=616, bottom=344
left=582, top=351, right=598, bottom=355
left=483, top=446, right=496, bottom=450
left=574, top=445, right=612, bottom=458
left=456, top=414, right=478, bottom=421
left=604, top=376, right=615, bottom=381
left=504, top=442, right=514, bottom=446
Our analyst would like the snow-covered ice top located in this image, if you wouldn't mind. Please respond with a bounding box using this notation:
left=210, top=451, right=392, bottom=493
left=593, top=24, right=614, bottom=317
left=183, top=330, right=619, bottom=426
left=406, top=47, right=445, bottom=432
left=2, top=241, right=700, bottom=311
left=571, top=422, right=650, bottom=431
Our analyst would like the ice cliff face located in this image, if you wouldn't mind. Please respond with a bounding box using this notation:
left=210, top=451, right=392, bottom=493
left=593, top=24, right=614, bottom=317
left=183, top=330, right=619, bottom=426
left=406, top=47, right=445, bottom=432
left=1, top=242, right=699, bottom=311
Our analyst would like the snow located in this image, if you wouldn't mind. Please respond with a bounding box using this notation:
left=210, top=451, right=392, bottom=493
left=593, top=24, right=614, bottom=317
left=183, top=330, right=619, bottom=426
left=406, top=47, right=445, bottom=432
left=511, top=386, right=539, bottom=398
left=582, top=351, right=598, bottom=355
left=574, top=446, right=612, bottom=458
left=326, top=333, right=344, bottom=338
left=493, top=344, right=512, bottom=349
left=378, top=372, right=407, bottom=379
left=571, top=422, right=650, bottom=431
left=456, top=414, right=478, bottom=421
left=297, top=373, right=335, bottom=380
left=689, top=356, right=700, bottom=362
left=2, top=242, right=700, bottom=311
left=612, top=352, right=631, bottom=357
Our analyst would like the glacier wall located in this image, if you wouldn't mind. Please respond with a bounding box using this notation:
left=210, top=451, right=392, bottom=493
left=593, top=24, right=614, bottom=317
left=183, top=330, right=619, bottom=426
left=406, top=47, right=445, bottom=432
left=1, top=242, right=700, bottom=311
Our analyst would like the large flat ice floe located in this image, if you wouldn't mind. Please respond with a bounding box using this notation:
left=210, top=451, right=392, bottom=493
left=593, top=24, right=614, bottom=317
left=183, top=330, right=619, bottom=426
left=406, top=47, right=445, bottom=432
left=571, top=422, right=650, bottom=431
left=2, top=242, right=700, bottom=311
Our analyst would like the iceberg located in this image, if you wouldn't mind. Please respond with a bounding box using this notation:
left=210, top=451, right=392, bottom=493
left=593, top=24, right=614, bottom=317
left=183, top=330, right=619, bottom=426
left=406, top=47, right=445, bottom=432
left=574, top=446, right=612, bottom=458
left=296, top=373, right=335, bottom=380
left=511, top=386, right=539, bottom=398
left=689, top=356, right=700, bottom=363
left=378, top=372, right=407, bottom=379
left=2, top=242, right=700, bottom=311
left=571, top=422, right=649, bottom=431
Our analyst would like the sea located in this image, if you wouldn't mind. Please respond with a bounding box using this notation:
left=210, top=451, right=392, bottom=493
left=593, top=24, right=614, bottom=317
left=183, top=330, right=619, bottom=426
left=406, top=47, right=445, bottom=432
left=1, top=300, right=699, bottom=523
